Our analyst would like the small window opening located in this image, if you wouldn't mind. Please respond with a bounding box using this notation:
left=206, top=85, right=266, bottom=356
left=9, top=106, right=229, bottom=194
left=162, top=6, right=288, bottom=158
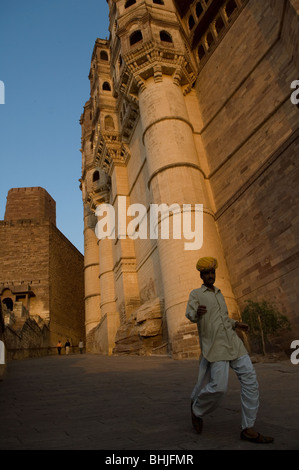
left=100, top=51, right=108, bottom=61
left=160, top=30, right=173, bottom=43
left=93, top=171, right=100, bottom=182
left=125, top=0, right=136, bottom=8
left=130, top=30, right=143, bottom=46
left=153, top=0, right=164, bottom=4
left=3, top=298, right=13, bottom=311
left=102, top=82, right=111, bottom=91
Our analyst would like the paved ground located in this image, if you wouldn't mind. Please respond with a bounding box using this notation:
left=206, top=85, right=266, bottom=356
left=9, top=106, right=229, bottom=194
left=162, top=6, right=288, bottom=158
left=0, top=353, right=298, bottom=453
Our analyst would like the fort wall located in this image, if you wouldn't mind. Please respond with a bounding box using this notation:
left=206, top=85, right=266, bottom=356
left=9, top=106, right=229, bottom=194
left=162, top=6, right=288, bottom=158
left=193, top=0, right=299, bottom=346
left=0, top=187, right=85, bottom=358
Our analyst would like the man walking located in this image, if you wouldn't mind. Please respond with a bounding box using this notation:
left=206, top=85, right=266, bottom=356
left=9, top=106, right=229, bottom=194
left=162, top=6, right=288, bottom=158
left=185, top=257, right=273, bottom=443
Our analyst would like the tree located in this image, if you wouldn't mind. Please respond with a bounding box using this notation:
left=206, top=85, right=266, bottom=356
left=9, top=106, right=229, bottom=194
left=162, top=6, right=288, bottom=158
left=241, top=300, right=291, bottom=355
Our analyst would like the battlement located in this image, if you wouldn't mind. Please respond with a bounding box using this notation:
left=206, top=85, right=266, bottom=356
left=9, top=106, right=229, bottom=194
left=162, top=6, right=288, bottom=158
left=4, top=187, right=56, bottom=225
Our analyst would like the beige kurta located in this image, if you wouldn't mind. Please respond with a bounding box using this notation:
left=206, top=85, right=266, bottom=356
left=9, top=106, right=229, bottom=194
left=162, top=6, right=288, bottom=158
left=185, top=285, right=248, bottom=362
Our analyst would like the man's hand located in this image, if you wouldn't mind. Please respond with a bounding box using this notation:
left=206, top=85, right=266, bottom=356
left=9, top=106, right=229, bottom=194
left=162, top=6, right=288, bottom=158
left=197, top=305, right=207, bottom=316
left=235, top=321, right=249, bottom=331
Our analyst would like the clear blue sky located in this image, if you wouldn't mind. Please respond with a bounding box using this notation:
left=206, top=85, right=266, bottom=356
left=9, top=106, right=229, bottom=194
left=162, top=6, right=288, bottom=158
left=0, top=0, right=110, bottom=254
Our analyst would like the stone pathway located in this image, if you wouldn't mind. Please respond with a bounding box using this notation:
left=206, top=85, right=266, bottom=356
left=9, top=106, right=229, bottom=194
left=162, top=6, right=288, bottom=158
left=0, top=354, right=298, bottom=451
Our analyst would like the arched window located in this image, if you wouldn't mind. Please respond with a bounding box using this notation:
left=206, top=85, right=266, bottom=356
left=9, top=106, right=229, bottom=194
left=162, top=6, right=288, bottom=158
left=130, top=30, right=143, bottom=46
left=3, top=298, right=13, bottom=311
left=104, top=115, right=115, bottom=130
left=160, top=30, right=173, bottom=43
left=196, top=2, right=204, bottom=18
left=188, top=15, right=195, bottom=30
left=100, top=50, right=108, bottom=61
left=102, top=82, right=111, bottom=91
left=125, top=0, right=136, bottom=8
left=93, top=171, right=100, bottom=182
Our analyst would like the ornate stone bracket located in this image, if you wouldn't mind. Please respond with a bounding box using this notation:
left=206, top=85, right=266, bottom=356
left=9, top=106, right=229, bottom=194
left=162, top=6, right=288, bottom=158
left=94, top=128, right=131, bottom=175
left=119, top=40, right=197, bottom=97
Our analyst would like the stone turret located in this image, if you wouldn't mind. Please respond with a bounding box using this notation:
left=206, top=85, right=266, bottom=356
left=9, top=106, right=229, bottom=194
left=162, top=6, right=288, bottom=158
left=5, top=187, right=56, bottom=225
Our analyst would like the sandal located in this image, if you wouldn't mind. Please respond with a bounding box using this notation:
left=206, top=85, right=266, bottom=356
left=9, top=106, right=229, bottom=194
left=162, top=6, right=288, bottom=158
left=240, top=429, right=274, bottom=444
left=191, top=402, right=203, bottom=434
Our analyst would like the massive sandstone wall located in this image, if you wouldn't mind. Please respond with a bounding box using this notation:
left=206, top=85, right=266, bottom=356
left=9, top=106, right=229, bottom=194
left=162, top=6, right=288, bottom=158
left=192, top=0, right=299, bottom=347
left=49, top=225, right=85, bottom=345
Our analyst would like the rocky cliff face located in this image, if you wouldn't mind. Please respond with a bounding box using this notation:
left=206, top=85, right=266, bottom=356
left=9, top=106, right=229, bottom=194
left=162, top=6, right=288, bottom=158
left=113, top=298, right=168, bottom=356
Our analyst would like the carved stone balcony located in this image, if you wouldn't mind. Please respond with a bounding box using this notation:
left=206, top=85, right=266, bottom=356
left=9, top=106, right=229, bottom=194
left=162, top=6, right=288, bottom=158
left=87, top=170, right=112, bottom=210
left=118, top=40, right=197, bottom=98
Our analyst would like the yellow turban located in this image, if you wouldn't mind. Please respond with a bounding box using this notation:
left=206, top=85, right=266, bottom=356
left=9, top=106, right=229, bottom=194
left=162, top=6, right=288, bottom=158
left=196, top=257, right=218, bottom=272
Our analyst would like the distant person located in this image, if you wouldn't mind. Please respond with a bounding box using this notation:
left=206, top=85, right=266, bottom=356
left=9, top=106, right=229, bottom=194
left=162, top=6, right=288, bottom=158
left=65, top=339, right=71, bottom=355
left=79, top=339, right=84, bottom=354
left=185, top=256, right=274, bottom=444
left=57, top=340, right=62, bottom=355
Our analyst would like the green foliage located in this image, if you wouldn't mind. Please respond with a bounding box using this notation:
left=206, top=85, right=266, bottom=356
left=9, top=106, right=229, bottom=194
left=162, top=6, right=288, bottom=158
left=242, top=300, right=290, bottom=336
left=241, top=300, right=291, bottom=355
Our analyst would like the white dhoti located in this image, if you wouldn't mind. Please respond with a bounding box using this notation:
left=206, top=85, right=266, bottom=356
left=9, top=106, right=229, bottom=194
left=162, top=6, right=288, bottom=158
left=0, top=341, right=6, bottom=381
left=0, top=341, right=5, bottom=364
left=191, top=354, right=259, bottom=430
